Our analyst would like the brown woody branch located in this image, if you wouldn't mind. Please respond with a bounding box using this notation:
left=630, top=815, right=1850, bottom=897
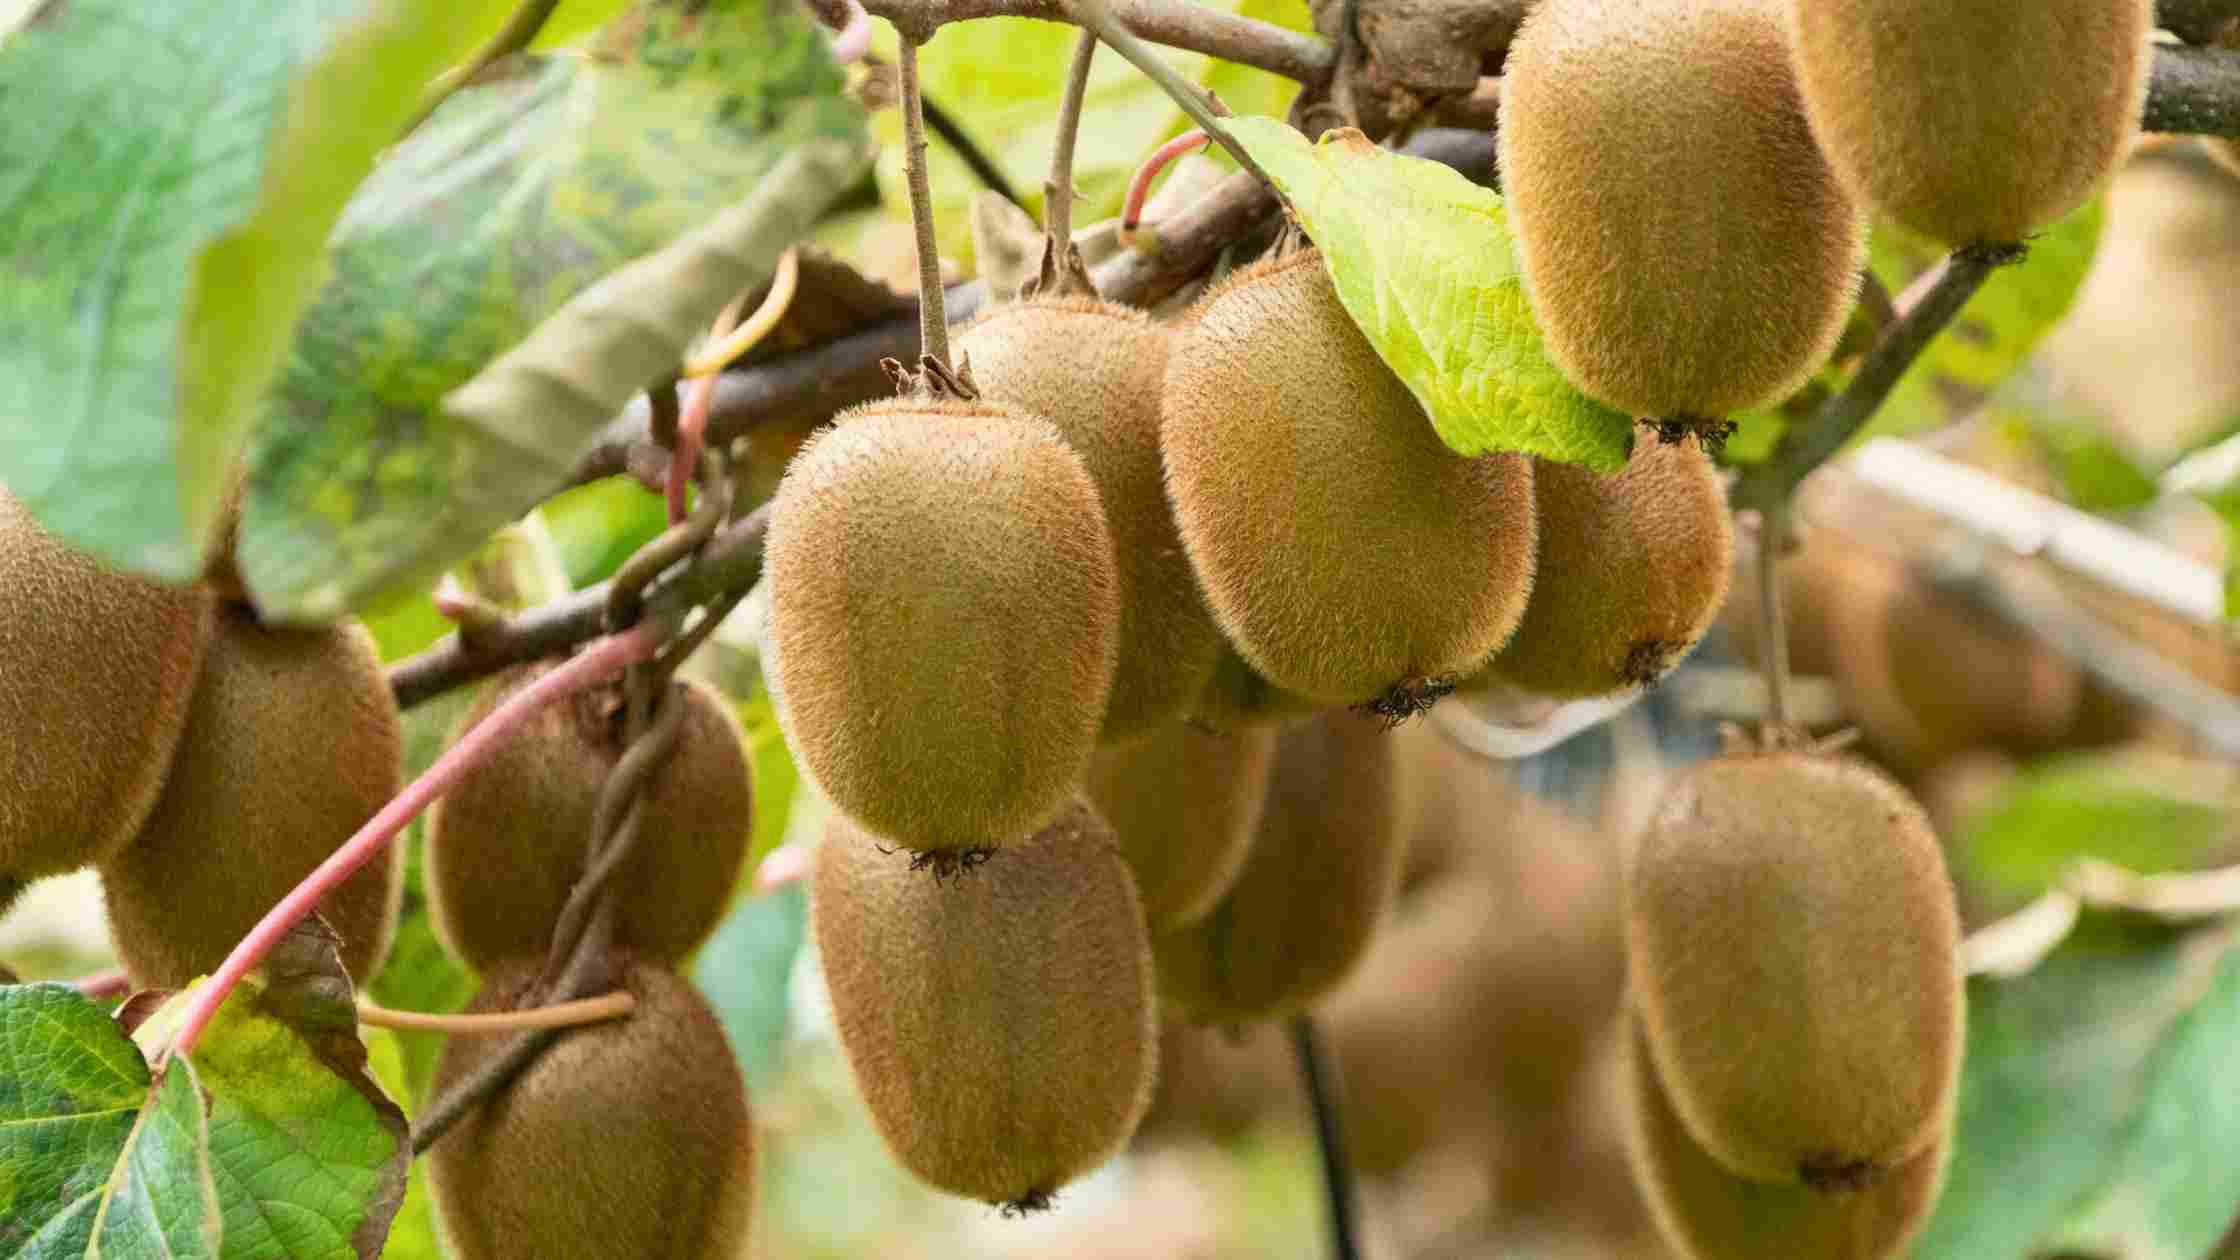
left=858, top=0, right=1333, bottom=81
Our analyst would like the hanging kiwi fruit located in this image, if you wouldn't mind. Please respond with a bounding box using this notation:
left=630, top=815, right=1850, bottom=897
left=1473, top=438, right=1733, bottom=699
left=424, top=666, right=752, bottom=971
left=1161, top=248, right=1538, bottom=713
left=1624, top=1016, right=1951, bottom=1260
left=1626, top=745, right=1962, bottom=1191
left=954, top=298, right=1224, bottom=743
left=1154, top=708, right=1404, bottom=1024
left=1499, top=0, right=1865, bottom=426
left=428, top=956, right=757, bottom=1260
left=1788, top=0, right=2152, bottom=249
left=1, top=486, right=214, bottom=886
left=765, top=400, right=1121, bottom=863
left=1085, top=718, right=1278, bottom=932
left=100, top=603, right=403, bottom=987
left=814, top=796, right=1156, bottom=1211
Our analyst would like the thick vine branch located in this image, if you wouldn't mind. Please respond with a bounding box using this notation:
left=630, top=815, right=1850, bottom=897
left=389, top=505, right=772, bottom=708
left=2143, top=42, right=2240, bottom=137
left=859, top=0, right=1333, bottom=82
left=1732, top=243, right=2014, bottom=515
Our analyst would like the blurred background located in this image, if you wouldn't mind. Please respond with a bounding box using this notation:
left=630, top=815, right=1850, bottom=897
left=10, top=6, right=2240, bottom=1256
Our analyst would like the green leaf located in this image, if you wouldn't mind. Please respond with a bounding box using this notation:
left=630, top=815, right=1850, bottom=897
left=2050, top=929, right=2240, bottom=1260
left=0, top=983, right=223, bottom=1258
left=1223, top=117, right=1634, bottom=469
left=1955, top=748, right=2240, bottom=902
left=130, top=928, right=411, bottom=1260
left=1910, top=930, right=2230, bottom=1260
left=1866, top=200, right=2104, bottom=441
left=238, top=0, right=868, bottom=620
left=0, top=0, right=515, bottom=578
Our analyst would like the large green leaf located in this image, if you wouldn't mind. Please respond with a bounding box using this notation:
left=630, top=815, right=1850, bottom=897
left=1224, top=117, right=1634, bottom=469
left=2051, top=930, right=2240, bottom=1259
left=1910, top=925, right=2237, bottom=1259
left=0, top=984, right=222, bottom=1258
left=0, top=0, right=514, bottom=578
left=238, top=0, right=866, bottom=620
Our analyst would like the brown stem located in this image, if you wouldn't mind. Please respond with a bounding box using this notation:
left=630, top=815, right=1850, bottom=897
left=895, top=38, right=951, bottom=376
left=858, top=0, right=1332, bottom=82
left=1031, top=29, right=1102, bottom=297
left=1070, top=0, right=1271, bottom=191
left=1732, top=242, right=2016, bottom=515
left=2143, top=42, right=2240, bottom=137
left=1753, top=501, right=1792, bottom=729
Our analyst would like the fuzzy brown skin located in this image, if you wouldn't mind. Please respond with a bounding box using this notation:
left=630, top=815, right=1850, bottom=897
left=813, top=797, right=1157, bottom=1208
left=1789, top=0, right=2151, bottom=248
left=1154, top=709, right=1403, bottom=1023
left=1877, top=575, right=2084, bottom=765
left=1477, top=438, right=1733, bottom=699
left=1186, top=646, right=1325, bottom=732
left=1, top=488, right=214, bottom=882
left=1500, top=0, right=1864, bottom=417
left=1161, top=251, right=1537, bottom=704
left=766, top=399, right=1120, bottom=852
left=1624, top=1016, right=1948, bottom=1260
left=1086, top=719, right=1278, bottom=932
left=1627, top=751, right=1961, bottom=1189
left=101, top=608, right=402, bottom=987
left=428, top=957, right=755, bottom=1260
left=956, top=299, right=1224, bottom=743
left=424, top=668, right=752, bottom=970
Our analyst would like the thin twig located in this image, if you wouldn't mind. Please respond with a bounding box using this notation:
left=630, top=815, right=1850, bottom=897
left=922, top=90, right=1031, bottom=210
left=896, top=37, right=951, bottom=375
left=356, top=990, right=636, bottom=1034
left=1732, top=242, right=2017, bottom=515
left=1121, top=130, right=1210, bottom=243
left=165, top=626, right=664, bottom=1061
left=857, top=0, right=1334, bottom=82
left=1291, top=1015, right=1363, bottom=1260
left=405, top=0, right=559, bottom=135
left=1754, top=500, right=1793, bottom=729
left=1070, top=0, right=1273, bottom=190
left=536, top=689, right=687, bottom=986
left=1030, top=29, right=1102, bottom=297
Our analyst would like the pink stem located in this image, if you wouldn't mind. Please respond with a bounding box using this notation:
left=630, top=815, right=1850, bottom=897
left=73, top=969, right=130, bottom=1000
left=828, top=0, right=872, bottom=64
left=666, top=371, right=721, bottom=526
left=1123, top=130, right=1210, bottom=236
left=163, top=625, right=661, bottom=1061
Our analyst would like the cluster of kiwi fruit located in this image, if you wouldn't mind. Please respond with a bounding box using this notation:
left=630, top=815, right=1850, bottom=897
left=0, top=486, right=405, bottom=988
left=417, top=658, right=760, bottom=1256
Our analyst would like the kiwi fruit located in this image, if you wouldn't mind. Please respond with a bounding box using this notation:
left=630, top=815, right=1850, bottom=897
left=1878, top=571, right=2084, bottom=764
left=814, top=796, right=1156, bottom=1210
left=1788, top=0, right=2152, bottom=248
left=954, top=298, right=1224, bottom=742
left=427, top=956, right=755, bottom=1260
left=100, top=605, right=402, bottom=987
left=765, top=399, right=1120, bottom=856
left=1499, top=0, right=1864, bottom=420
left=424, top=667, right=751, bottom=971
left=1, top=487, right=214, bottom=883
left=1085, top=719, right=1278, bottom=932
left=1154, top=708, right=1404, bottom=1023
left=1475, top=438, right=1734, bottom=698
left=1627, top=748, right=1961, bottom=1189
left=1623, top=1015, right=1949, bottom=1260
left=1160, top=249, right=1538, bottom=710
